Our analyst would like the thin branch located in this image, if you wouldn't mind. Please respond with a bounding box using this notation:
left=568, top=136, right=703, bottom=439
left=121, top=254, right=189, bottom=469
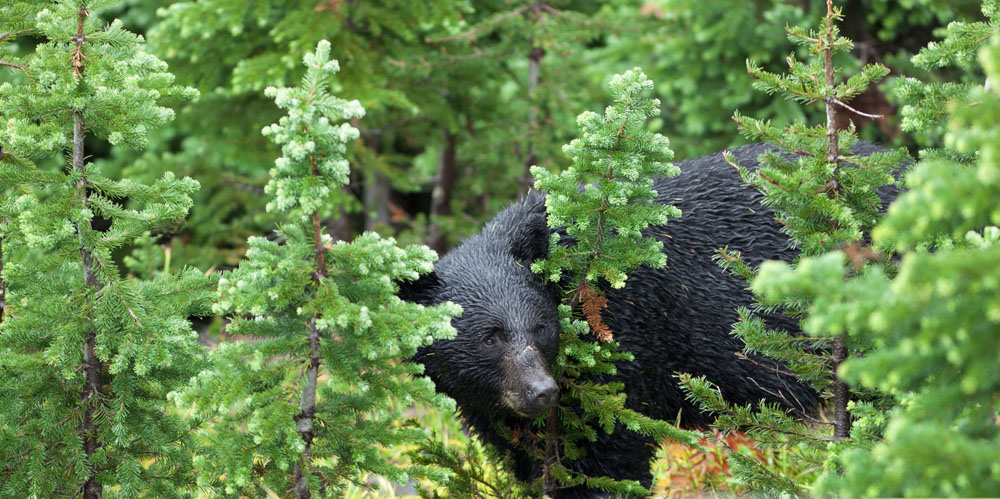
left=833, top=98, right=883, bottom=120
left=424, top=4, right=532, bottom=44
left=0, top=29, right=33, bottom=43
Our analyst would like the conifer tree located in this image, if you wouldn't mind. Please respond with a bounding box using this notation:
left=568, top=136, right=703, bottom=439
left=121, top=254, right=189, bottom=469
left=100, top=0, right=653, bottom=273
left=94, top=0, right=470, bottom=271
left=678, top=1, right=907, bottom=492
left=527, top=67, right=700, bottom=497
left=895, top=0, right=999, bottom=164
left=176, top=40, right=460, bottom=497
left=748, top=2, right=1000, bottom=494
left=0, top=1, right=210, bottom=497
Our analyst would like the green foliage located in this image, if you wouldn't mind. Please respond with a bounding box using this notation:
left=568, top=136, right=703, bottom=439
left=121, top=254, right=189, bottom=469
left=0, top=2, right=41, bottom=76
left=92, top=0, right=472, bottom=269
left=177, top=41, right=460, bottom=496
left=527, top=68, right=699, bottom=496
left=2, top=1, right=999, bottom=496
left=0, top=1, right=211, bottom=496
left=895, top=0, right=999, bottom=161
left=679, top=2, right=907, bottom=494
left=752, top=31, right=1000, bottom=496
left=96, top=1, right=664, bottom=272
left=410, top=433, right=532, bottom=499
left=258, top=41, right=364, bottom=217
left=731, top=5, right=905, bottom=255
left=611, top=0, right=814, bottom=158
left=533, top=68, right=680, bottom=288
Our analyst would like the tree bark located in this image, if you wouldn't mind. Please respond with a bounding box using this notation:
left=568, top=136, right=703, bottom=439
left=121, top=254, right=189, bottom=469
left=542, top=409, right=560, bottom=496
left=428, top=130, right=457, bottom=254
left=824, top=0, right=850, bottom=442
left=75, top=111, right=104, bottom=499
left=823, top=0, right=840, bottom=166
left=293, top=155, right=330, bottom=498
left=831, top=336, right=851, bottom=440
left=71, top=9, right=104, bottom=496
left=364, top=172, right=391, bottom=231
left=519, top=43, right=545, bottom=196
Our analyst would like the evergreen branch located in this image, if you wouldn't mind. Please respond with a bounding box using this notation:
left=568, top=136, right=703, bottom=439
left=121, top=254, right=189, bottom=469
left=535, top=3, right=639, bottom=32
left=0, top=29, right=33, bottom=43
left=425, top=4, right=532, bottom=44
left=0, top=61, right=25, bottom=70
left=731, top=115, right=816, bottom=159
left=738, top=361, right=829, bottom=426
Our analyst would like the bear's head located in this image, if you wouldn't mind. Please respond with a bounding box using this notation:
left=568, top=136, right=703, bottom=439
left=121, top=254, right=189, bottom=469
left=400, top=193, right=561, bottom=419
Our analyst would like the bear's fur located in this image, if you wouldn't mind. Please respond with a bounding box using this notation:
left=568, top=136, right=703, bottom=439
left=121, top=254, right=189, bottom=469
left=401, top=142, right=900, bottom=497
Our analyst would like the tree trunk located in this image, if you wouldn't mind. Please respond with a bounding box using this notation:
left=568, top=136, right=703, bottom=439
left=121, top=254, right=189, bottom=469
left=75, top=111, right=104, bottom=499
left=329, top=186, right=353, bottom=243
left=428, top=130, right=457, bottom=254
left=293, top=157, right=331, bottom=497
left=364, top=172, right=391, bottom=231
left=831, top=336, right=851, bottom=440
left=292, top=317, right=321, bottom=498
left=824, top=0, right=850, bottom=442
left=519, top=44, right=545, bottom=196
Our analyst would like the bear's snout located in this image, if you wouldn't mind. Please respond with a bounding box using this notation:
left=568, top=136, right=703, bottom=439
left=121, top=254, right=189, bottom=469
left=501, top=345, right=560, bottom=417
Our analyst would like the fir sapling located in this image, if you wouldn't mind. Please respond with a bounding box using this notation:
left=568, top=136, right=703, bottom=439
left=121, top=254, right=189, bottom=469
left=529, top=67, right=699, bottom=497
left=176, top=40, right=460, bottom=497
left=751, top=28, right=1000, bottom=496
left=678, top=0, right=907, bottom=493
left=0, top=1, right=209, bottom=497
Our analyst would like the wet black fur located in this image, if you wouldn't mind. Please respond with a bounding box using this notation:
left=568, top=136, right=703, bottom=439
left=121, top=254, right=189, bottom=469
left=401, top=143, right=902, bottom=498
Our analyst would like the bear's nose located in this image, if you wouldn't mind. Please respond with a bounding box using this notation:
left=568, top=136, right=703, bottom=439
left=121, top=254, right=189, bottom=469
left=528, top=377, right=559, bottom=408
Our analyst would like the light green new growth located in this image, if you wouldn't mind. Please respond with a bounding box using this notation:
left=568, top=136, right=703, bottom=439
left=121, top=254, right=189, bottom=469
left=178, top=40, right=460, bottom=497
left=532, top=68, right=680, bottom=289
left=528, top=68, right=698, bottom=497
left=260, top=40, right=365, bottom=216
left=0, top=1, right=208, bottom=497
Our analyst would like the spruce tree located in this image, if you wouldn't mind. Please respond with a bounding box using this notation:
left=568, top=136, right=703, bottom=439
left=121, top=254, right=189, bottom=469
left=748, top=2, right=1000, bottom=494
left=527, top=67, right=700, bottom=497
left=678, top=1, right=907, bottom=492
left=175, top=40, right=460, bottom=497
left=0, top=1, right=210, bottom=497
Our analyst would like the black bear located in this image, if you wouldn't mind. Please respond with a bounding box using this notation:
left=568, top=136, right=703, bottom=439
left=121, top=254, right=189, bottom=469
left=401, top=143, right=897, bottom=498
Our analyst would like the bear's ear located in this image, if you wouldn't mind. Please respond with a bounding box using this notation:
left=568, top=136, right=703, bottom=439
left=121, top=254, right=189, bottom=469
left=508, top=211, right=551, bottom=263
left=396, top=270, right=443, bottom=306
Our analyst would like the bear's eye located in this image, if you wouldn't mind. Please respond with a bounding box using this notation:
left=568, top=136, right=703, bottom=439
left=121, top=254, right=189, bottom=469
left=483, top=336, right=496, bottom=346
left=535, top=325, right=545, bottom=336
